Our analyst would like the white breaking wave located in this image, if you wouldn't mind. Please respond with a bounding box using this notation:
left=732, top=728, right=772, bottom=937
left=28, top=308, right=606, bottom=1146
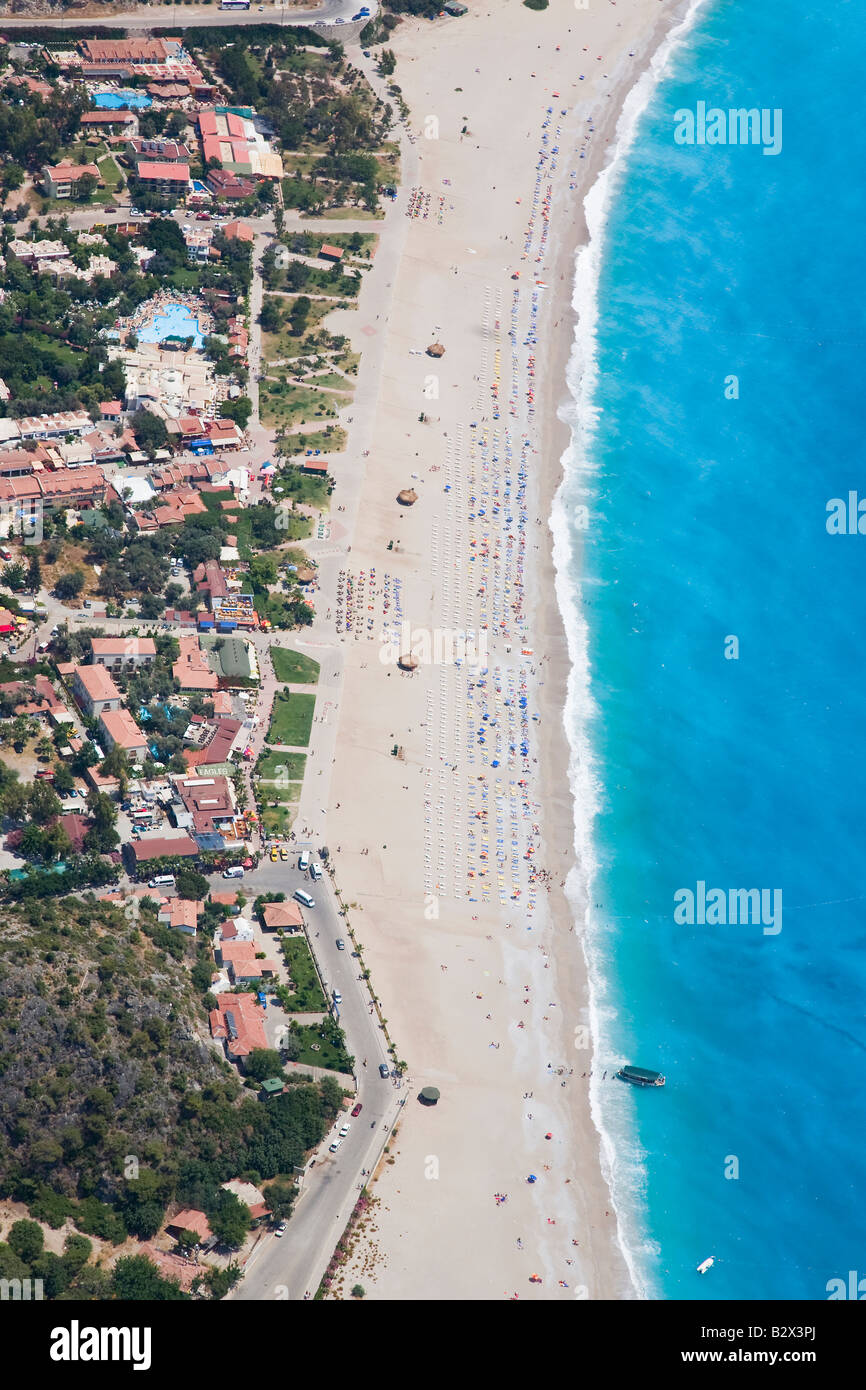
left=549, top=0, right=712, bottom=1301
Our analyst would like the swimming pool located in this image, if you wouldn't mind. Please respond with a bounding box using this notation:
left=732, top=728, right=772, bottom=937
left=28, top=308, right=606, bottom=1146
left=139, top=303, right=204, bottom=351
left=93, top=90, right=152, bottom=110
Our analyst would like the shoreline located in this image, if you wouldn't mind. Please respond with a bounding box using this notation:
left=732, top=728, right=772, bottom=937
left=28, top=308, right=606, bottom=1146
left=319, top=0, right=698, bottom=1300
left=546, top=0, right=709, bottom=1299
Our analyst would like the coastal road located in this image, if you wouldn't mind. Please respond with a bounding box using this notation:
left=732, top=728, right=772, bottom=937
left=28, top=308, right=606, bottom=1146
left=211, top=853, right=406, bottom=1301
left=0, top=2, right=367, bottom=32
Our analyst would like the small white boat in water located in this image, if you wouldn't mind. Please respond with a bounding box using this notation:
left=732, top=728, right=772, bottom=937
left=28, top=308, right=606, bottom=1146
left=697, top=1256, right=715, bottom=1275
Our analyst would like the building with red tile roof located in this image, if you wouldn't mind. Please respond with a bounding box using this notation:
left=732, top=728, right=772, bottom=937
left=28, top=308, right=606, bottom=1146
left=206, top=169, right=256, bottom=200
left=135, top=162, right=190, bottom=197
left=223, top=220, right=254, bottom=243
left=218, top=940, right=278, bottom=983
left=165, top=1209, right=212, bottom=1243
left=175, top=774, right=236, bottom=836
left=158, top=897, right=203, bottom=936
left=0, top=675, right=64, bottom=719
left=98, top=708, right=148, bottom=763
left=71, top=663, right=122, bottom=718
left=262, top=900, right=305, bottom=932
left=209, top=993, right=267, bottom=1062
left=90, top=636, right=156, bottom=670
left=129, top=835, right=199, bottom=867
left=174, top=635, right=219, bottom=692
left=42, top=162, right=101, bottom=200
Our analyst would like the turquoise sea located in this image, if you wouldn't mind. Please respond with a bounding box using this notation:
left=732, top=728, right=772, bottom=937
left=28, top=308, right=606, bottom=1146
left=555, top=0, right=866, bottom=1299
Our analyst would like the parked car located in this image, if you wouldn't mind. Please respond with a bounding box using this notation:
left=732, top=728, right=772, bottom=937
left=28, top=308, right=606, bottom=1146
left=270, top=846, right=279, bottom=861
left=333, top=990, right=342, bottom=1005
left=329, top=1138, right=342, bottom=1152
left=280, top=845, right=289, bottom=861
left=336, top=938, right=345, bottom=950
left=379, top=1063, right=390, bottom=1079
left=351, top=1102, right=363, bottom=1117
left=275, top=1220, right=288, bottom=1237
left=339, top=1123, right=351, bottom=1137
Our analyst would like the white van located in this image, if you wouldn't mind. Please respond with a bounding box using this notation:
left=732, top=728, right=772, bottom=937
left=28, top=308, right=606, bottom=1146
left=298, top=850, right=310, bottom=872
left=310, top=862, right=322, bottom=882
left=223, top=865, right=245, bottom=879
left=148, top=874, right=176, bottom=888
left=294, top=889, right=315, bottom=909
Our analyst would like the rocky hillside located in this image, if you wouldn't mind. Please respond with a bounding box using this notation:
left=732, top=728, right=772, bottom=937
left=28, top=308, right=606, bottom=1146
left=0, top=894, right=343, bottom=1247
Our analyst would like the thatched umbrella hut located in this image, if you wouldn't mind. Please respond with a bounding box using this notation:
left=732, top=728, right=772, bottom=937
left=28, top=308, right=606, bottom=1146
left=397, top=653, right=419, bottom=672
left=295, top=566, right=317, bottom=584
left=397, top=488, right=418, bottom=506
left=418, top=1086, right=440, bottom=1106
left=426, top=342, right=445, bottom=358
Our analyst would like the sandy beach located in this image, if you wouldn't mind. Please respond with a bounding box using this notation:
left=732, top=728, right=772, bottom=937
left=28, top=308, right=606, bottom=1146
left=309, top=0, right=690, bottom=1300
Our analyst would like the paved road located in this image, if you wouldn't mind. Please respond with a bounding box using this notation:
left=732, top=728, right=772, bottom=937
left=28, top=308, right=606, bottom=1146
left=0, top=1, right=365, bottom=31
left=214, top=853, right=406, bottom=1301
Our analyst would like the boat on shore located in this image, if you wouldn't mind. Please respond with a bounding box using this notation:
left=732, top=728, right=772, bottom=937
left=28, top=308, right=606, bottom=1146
left=615, top=1065, right=665, bottom=1088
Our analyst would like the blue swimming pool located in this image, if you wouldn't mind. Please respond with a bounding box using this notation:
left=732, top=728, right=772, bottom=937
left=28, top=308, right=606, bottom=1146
left=93, top=90, right=152, bottom=110
left=138, top=303, right=204, bottom=351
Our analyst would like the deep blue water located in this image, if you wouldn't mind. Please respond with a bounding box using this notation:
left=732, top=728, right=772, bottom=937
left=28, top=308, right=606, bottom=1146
left=570, top=0, right=866, bottom=1299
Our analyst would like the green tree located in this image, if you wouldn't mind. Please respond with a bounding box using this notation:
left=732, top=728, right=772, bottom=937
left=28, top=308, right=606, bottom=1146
left=26, top=547, right=41, bottom=592
left=28, top=778, right=62, bottom=825
left=111, top=1254, right=186, bottom=1301
left=74, top=172, right=98, bottom=203
left=264, top=1182, right=295, bottom=1221
left=207, top=1190, right=251, bottom=1250
left=139, top=593, right=164, bottom=620
left=54, top=569, right=85, bottom=600
left=175, top=867, right=209, bottom=901
left=132, top=411, right=169, bottom=457
left=8, top=1218, right=44, bottom=1264
left=84, top=789, right=118, bottom=853
left=2, top=560, right=26, bottom=591
left=244, top=1049, right=284, bottom=1083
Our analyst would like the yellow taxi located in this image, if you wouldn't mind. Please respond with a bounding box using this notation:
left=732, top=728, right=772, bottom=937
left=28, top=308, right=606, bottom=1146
left=280, top=845, right=289, bottom=861
left=270, top=846, right=279, bottom=861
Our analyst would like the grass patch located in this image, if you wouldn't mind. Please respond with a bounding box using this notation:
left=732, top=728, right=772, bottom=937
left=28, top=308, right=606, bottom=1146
left=271, top=647, right=320, bottom=684
left=262, top=803, right=297, bottom=836
left=257, top=750, right=307, bottom=780
left=271, top=465, right=331, bottom=510
left=305, top=370, right=353, bottom=390
left=289, top=1022, right=354, bottom=1073
left=278, top=937, right=327, bottom=1013
left=275, top=425, right=347, bottom=458
left=261, top=380, right=343, bottom=427
left=262, top=783, right=302, bottom=803
left=267, top=690, right=315, bottom=747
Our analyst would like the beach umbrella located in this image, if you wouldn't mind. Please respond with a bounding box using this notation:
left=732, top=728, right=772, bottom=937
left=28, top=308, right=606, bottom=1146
left=426, top=342, right=446, bottom=358
left=397, top=653, right=419, bottom=671
left=296, top=567, right=316, bottom=584
left=418, top=1086, right=440, bottom=1105
left=397, top=488, right=418, bottom=506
